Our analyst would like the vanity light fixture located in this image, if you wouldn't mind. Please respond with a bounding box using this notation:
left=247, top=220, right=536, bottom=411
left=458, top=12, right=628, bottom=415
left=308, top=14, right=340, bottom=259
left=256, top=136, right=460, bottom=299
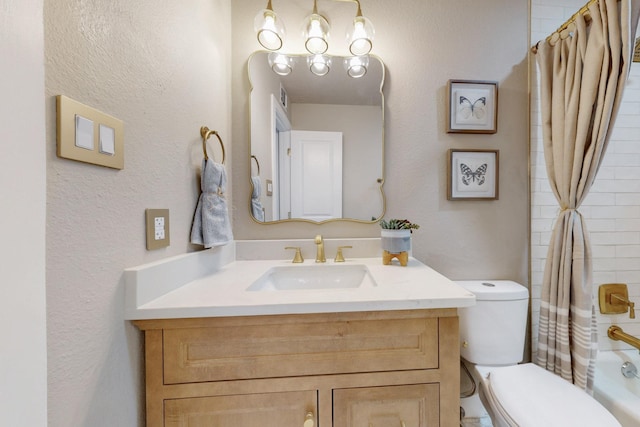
left=254, top=0, right=375, bottom=78
left=254, top=0, right=286, bottom=51
left=268, top=52, right=294, bottom=76
left=308, top=54, right=331, bottom=76
left=303, top=0, right=330, bottom=54
left=346, top=1, right=374, bottom=55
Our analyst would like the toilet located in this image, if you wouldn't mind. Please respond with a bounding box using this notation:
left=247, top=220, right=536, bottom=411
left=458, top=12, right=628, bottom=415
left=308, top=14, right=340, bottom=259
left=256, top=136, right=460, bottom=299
left=456, top=280, right=621, bottom=427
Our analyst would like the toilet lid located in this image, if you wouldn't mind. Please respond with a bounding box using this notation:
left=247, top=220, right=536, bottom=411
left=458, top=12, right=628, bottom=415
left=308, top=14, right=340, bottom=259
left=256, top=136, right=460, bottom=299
left=486, top=364, right=621, bottom=427
left=455, top=280, right=528, bottom=301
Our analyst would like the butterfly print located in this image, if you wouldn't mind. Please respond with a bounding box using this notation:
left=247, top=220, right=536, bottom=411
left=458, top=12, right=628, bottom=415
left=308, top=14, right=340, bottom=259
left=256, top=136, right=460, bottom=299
left=460, top=163, right=487, bottom=186
left=458, top=96, right=487, bottom=120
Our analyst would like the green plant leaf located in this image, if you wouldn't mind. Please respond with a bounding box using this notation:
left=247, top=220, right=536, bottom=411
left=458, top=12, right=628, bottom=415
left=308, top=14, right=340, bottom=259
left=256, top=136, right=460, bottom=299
left=379, top=218, right=420, bottom=230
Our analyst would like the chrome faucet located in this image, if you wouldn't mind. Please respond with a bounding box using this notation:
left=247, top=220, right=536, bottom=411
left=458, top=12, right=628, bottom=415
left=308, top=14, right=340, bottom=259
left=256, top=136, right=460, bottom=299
left=314, top=234, right=326, bottom=263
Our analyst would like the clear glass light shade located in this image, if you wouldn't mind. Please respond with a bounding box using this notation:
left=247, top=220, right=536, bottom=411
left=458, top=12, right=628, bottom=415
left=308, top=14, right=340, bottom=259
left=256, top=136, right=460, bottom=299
left=254, top=9, right=286, bottom=51
left=347, top=16, right=374, bottom=56
left=344, top=55, right=369, bottom=78
left=303, top=13, right=330, bottom=54
left=308, top=54, right=331, bottom=76
left=268, top=52, right=293, bottom=76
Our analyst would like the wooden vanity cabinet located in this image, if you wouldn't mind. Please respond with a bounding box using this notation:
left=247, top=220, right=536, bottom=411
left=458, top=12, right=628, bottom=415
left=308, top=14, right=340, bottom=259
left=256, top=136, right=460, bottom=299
left=134, top=309, right=460, bottom=427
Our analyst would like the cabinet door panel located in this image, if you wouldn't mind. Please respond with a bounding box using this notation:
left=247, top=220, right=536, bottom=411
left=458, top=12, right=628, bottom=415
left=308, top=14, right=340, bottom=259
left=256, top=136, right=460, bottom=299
left=333, top=384, right=439, bottom=427
left=165, top=390, right=317, bottom=427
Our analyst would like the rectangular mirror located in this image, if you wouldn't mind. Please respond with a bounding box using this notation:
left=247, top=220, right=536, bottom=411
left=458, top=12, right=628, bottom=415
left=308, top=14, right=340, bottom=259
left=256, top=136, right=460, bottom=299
left=249, top=51, right=385, bottom=224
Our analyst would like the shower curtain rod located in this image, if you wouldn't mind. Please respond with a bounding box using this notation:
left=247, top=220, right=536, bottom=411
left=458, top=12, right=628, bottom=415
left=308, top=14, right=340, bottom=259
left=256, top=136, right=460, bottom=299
left=531, top=0, right=618, bottom=54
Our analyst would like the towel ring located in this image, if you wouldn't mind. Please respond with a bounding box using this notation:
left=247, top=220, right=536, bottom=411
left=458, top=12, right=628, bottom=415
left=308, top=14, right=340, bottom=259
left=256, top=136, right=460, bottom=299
left=251, top=155, right=261, bottom=176
left=200, top=126, right=226, bottom=164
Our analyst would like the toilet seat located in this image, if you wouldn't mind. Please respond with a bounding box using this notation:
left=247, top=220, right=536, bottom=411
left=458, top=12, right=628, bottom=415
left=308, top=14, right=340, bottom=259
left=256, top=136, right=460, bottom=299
left=478, top=363, right=621, bottom=427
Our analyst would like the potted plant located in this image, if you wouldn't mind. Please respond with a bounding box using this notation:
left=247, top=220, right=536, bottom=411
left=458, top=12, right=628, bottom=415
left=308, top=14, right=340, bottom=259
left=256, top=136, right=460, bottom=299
left=379, top=219, right=419, bottom=265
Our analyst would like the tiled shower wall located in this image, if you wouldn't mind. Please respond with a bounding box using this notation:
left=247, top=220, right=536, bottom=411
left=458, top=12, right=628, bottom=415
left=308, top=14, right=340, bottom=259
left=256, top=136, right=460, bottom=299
left=531, top=1, right=640, bottom=356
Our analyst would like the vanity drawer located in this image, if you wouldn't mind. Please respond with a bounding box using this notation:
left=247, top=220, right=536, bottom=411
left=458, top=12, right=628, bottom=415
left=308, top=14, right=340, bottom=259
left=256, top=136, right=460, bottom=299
left=165, top=390, right=317, bottom=427
left=161, top=311, right=440, bottom=384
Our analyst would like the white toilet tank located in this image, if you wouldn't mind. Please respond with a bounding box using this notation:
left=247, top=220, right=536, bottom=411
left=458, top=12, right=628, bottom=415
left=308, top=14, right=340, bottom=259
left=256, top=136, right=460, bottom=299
left=456, top=280, right=529, bottom=366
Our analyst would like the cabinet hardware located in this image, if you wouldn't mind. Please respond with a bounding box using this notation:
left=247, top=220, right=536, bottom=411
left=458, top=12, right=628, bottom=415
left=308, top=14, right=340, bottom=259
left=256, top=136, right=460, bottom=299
left=304, top=411, right=315, bottom=427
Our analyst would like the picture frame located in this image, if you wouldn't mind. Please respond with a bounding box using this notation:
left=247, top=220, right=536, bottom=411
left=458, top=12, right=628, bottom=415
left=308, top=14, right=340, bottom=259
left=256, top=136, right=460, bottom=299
left=447, top=80, right=498, bottom=134
left=447, top=149, right=499, bottom=200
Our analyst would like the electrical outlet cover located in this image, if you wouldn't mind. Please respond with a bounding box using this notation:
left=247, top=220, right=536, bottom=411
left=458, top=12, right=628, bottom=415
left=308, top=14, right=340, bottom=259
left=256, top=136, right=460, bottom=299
left=146, top=209, right=170, bottom=250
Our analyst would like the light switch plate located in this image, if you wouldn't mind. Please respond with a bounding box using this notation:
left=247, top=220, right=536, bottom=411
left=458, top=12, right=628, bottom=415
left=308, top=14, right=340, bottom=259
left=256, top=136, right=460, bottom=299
left=266, top=179, right=273, bottom=196
left=56, top=95, right=124, bottom=169
left=145, top=209, right=170, bottom=250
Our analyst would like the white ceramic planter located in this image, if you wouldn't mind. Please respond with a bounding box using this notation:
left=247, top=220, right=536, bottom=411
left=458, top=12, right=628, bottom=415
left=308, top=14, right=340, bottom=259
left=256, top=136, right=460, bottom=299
left=381, top=229, right=411, bottom=253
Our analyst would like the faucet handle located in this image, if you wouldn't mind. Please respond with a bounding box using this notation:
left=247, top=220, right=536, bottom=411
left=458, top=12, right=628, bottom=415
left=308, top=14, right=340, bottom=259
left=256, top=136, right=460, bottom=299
left=285, top=247, right=304, bottom=263
left=599, top=284, right=636, bottom=318
left=334, top=246, right=352, bottom=262
left=611, top=293, right=636, bottom=319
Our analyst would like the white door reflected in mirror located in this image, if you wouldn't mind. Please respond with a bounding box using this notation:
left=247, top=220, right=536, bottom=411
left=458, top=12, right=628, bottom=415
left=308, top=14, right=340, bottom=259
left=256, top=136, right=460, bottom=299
left=289, top=130, right=342, bottom=222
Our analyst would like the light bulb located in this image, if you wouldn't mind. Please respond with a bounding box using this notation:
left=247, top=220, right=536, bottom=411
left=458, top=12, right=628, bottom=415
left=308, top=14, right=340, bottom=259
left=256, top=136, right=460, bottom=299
left=268, top=52, right=293, bottom=76
left=345, top=55, right=369, bottom=78
left=347, top=15, right=374, bottom=56
left=308, top=54, right=331, bottom=76
left=303, top=1, right=330, bottom=55
left=308, top=19, right=323, bottom=37
left=304, top=13, right=330, bottom=54
left=254, top=4, right=286, bottom=51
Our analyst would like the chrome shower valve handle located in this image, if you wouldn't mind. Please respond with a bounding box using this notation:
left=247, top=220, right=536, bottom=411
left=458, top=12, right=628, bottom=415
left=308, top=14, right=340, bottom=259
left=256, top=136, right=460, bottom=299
left=621, top=361, right=639, bottom=379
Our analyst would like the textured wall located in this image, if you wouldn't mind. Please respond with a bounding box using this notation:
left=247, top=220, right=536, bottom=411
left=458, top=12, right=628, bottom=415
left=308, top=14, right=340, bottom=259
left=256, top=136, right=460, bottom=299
left=232, top=0, right=530, bottom=282
left=531, top=0, right=640, bottom=356
left=44, top=1, right=231, bottom=425
left=1, top=0, right=48, bottom=424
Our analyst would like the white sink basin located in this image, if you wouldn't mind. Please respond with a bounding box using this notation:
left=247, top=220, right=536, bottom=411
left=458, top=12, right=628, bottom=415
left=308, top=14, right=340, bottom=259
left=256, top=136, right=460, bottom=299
left=247, top=264, right=377, bottom=291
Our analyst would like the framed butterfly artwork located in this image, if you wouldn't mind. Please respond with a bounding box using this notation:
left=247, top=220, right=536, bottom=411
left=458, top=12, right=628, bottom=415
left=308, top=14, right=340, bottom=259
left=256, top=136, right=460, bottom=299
left=447, top=149, right=499, bottom=200
left=446, top=80, right=498, bottom=134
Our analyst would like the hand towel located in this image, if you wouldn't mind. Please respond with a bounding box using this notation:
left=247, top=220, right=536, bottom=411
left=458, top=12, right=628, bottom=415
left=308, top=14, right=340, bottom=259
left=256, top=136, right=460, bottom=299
left=250, top=176, right=265, bottom=222
left=190, top=159, right=233, bottom=248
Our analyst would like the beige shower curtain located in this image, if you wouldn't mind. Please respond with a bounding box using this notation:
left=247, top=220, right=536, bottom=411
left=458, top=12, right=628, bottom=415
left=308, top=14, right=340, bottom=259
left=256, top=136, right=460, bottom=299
left=535, top=0, right=640, bottom=392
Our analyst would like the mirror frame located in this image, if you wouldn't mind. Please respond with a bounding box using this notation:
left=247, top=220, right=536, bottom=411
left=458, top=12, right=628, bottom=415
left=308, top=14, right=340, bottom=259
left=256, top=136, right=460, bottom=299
left=248, top=51, right=386, bottom=225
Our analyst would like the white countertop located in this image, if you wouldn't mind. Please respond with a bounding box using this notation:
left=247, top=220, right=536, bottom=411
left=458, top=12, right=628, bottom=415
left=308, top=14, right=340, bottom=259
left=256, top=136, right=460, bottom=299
left=125, top=248, right=475, bottom=320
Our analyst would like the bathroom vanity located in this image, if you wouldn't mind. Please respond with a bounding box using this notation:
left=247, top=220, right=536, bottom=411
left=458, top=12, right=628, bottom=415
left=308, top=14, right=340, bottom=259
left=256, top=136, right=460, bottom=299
left=126, top=243, right=474, bottom=426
